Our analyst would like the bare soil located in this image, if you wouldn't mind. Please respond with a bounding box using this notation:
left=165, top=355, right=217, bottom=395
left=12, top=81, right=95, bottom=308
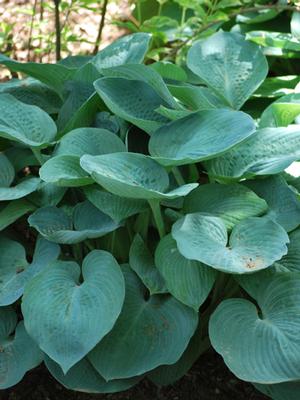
left=2, top=350, right=269, bottom=400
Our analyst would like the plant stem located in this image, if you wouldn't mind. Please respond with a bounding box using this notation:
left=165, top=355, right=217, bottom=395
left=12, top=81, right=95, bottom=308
left=53, top=0, right=61, bottom=61
left=39, top=0, right=44, bottom=62
left=148, top=199, right=165, bottom=238
left=158, top=2, right=163, bottom=16
left=72, top=243, right=82, bottom=262
left=134, top=209, right=150, bottom=240
left=181, top=7, right=187, bottom=26
left=85, top=240, right=95, bottom=252
left=93, top=0, right=109, bottom=55
left=27, top=0, right=38, bottom=61
left=189, top=164, right=199, bottom=182
left=110, top=230, right=116, bottom=254
left=31, top=148, right=45, bottom=165
left=137, top=0, right=142, bottom=24
left=172, top=167, right=185, bottom=186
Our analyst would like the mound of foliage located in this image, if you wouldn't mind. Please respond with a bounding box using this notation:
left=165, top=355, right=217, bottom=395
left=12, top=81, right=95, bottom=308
left=1, top=24, right=300, bottom=400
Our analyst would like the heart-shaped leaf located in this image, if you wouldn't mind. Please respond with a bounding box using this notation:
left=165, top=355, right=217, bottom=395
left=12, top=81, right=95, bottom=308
left=209, top=273, right=300, bottom=383
left=0, top=94, right=57, bottom=147
left=129, top=234, right=167, bottom=295
left=80, top=152, right=198, bottom=200
left=92, top=33, right=151, bottom=70
left=183, top=183, right=268, bottom=230
left=22, top=250, right=125, bottom=373
left=245, top=175, right=300, bottom=232
left=172, top=214, right=289, bottom=274
left=0, top=236, right=60, bottom=306
left=155, top=234, right=216, bottom=310
left=0, top=308, right=42, bottom=389
left=187, top=31, right=268, bottom=109
left=88, top=266, right=198, bottom=380
left=28, top=201, right=120, bottom=244
left=149, top=109, right=255, bottom=166
left=205, top=126, right=300, bottom=179
left=45, top=356, right=140, bottom=393
left=84, top=186, right=148, bottom=223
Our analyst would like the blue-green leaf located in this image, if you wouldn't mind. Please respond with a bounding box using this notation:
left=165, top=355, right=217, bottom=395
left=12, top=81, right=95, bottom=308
left=22, top=250, right=125, bottom=373
left=209, top=273, right=300, bottom=383
left=187, top=31, right=268, bottom=109
left=28, top=201, right=120, bottom=244
left=88, top=267, right=198, bottom=380
left=172, top=215, right=289, bottom=274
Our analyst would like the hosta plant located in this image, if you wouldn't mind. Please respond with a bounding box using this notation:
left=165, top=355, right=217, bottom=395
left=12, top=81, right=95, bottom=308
left=1, top=30, right=300, bottom=400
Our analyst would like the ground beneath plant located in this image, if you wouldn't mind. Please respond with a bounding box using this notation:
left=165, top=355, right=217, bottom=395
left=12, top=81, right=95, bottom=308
left=2, top=350, right=269, bottom=400
left=0, top=0, right=130, bottom=79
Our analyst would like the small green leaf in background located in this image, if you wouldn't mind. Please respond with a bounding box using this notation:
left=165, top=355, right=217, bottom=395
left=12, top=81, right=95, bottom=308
left=259, top=93, right=300, bottom=128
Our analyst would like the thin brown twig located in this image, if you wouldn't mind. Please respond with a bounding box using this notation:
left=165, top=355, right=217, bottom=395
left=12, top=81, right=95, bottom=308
left=53, top=0, right=61, bottom=61
left=39, top=0, right=44, bottom=62
left=61, top=0, right=75, bottom=31
left=27, top=0, right=38, bottom=61
left=93, top=0, right=109, bottom=55
left=171, top=3, right=300, bottom=56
